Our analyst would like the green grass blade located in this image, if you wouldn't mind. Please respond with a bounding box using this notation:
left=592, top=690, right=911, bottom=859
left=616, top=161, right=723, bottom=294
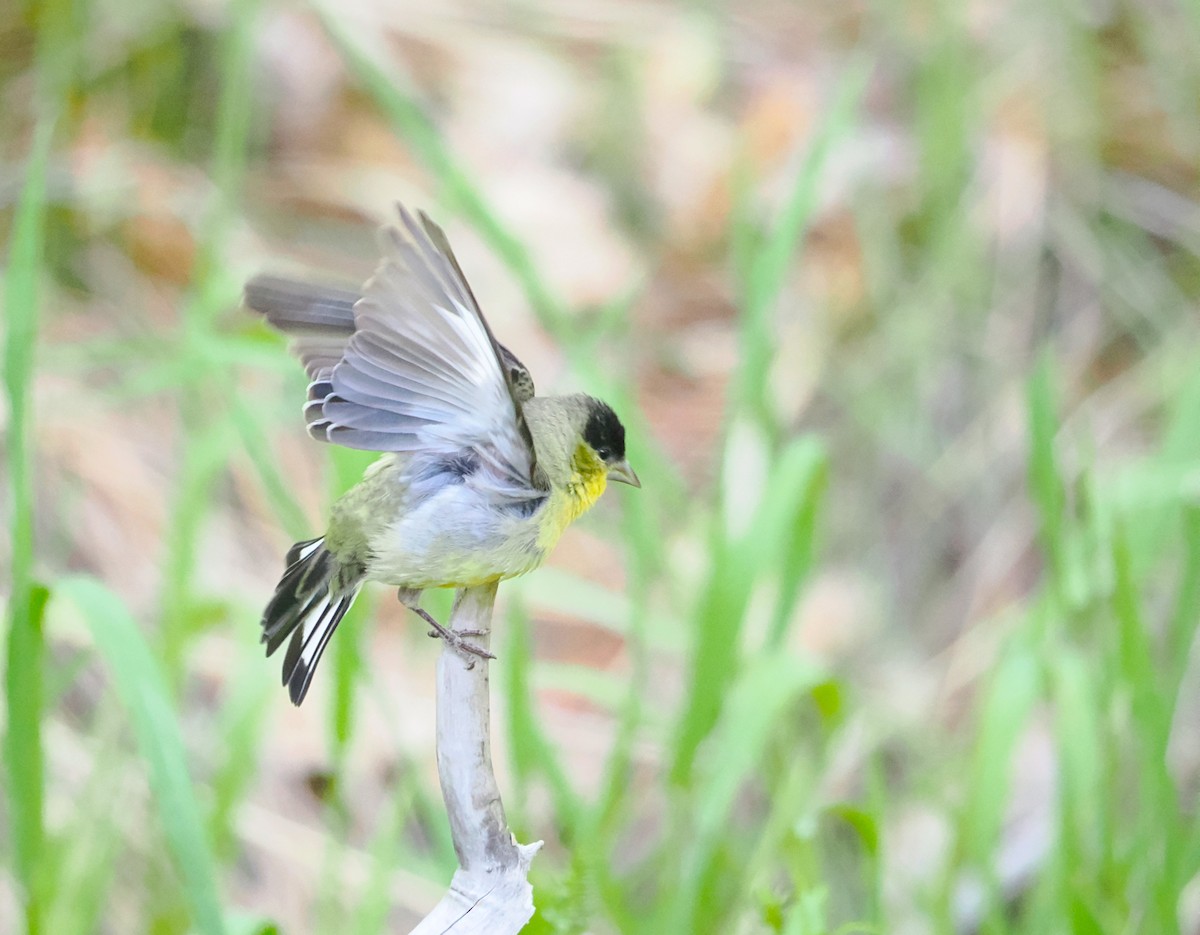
left=669, top=63, right=866, bottom=785
left=1027, top=353, right=1067, bottom=600
left=230, top=396, right=311, bottom=538
left=326, top=445, right=376, bottom=755
left=331, top=593, right=371, bottom=757
left=184, top=0, right=261, bottom=307
left=225, top=914, right=281, bottom=935
left=673, top=651, right=823, bottom=930
left=208, top=658, right=273, bottom=860
left=1110, top=523, right=1170, bottom=740
left=3, top=112, right=56, bottom=932
left=670, top=537, right=753, bottom=783
left=3, top=586, right=50, bottom=923
left=735, top=59, right=870, bottom=426
left=1168, top=502, right=1200, bottom=686
left=502, top=604, right=582, bottom=836
left=1109, top=522, right=1183, bottom=928
left=42, top=711, right=131, bottom=935
left=1051, top=646, right=1108, bottom=899
left=158, top=0, right=259, bottom=679
left=158, top=420, right=236, bottom=679
left=764, top=437, right=828, bottom=648
left=958, top=637, right=1040, bottom=877
left=671, top=435, right=828, bottom=781
left=57, top=576, right=228, bottom=935
left=912, top=6, right=974, bottom=227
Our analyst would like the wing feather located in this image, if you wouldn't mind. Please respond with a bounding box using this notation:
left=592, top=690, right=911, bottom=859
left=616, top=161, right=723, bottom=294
left=332, top=207, right=542, bottom=489
left=244, top=276, right=357, bottom=382
left=245, top=206, right=544, bottom=491
left=244, top=268, right=537, bottom=403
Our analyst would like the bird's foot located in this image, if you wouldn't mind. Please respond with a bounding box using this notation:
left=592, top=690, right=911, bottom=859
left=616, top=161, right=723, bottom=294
left=411, top=607, right=495, bottom=667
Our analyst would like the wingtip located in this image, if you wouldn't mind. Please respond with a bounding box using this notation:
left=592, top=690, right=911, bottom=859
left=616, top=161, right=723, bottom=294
left=390, top=201, right=450, bottom=254
left=242, top=273, right=279, bottom=316
left=416, top=208, right=444, bottom=240
left=395, top=202, right=421, bottom=238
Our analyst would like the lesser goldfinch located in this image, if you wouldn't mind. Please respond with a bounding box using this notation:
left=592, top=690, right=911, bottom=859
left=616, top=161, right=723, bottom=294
left=245, top=205, right=639, bottom=704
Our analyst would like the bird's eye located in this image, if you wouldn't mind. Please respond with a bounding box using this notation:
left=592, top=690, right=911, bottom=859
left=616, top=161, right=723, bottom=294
left=596, top=446, right=612, bottom=461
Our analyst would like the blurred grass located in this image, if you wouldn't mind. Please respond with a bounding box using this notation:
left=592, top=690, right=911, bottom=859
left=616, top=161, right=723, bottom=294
left=4, top=102, right=56, bottom=935
left=670, top=63, right=865, bottom=784
left=157, top=0, right=259, bottom=683
left=3, top=0, right=1200, bottom=932
left=60, top=576, right=227, bottom=935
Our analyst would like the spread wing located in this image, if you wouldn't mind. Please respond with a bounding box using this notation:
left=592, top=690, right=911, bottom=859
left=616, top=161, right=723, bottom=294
left=244, top=276, right=536, bottom=401
left=245, top=206, right=544, bottom=492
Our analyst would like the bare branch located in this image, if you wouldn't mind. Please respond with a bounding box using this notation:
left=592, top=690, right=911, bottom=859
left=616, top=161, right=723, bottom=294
left=410, top=582, right=542, bottom=934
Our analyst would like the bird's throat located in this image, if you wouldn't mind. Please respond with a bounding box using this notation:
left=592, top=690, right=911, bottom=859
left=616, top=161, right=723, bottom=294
left=537, top=443, right=608, bottom=548
left=566, top=442, right=609, bottom=515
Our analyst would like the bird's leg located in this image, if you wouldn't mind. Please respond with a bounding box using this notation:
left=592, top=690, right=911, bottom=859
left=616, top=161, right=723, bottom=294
left=397, top=588, right=495, bottom=665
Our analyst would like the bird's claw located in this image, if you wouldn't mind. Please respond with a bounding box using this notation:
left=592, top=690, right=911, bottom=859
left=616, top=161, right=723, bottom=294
left=413, top=608, right=495, bottom=664
left=428, top=626, right=495, bottom=666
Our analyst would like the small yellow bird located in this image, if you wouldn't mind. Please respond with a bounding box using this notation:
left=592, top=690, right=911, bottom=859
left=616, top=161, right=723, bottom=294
left=246, top=205, right=639, bottom=704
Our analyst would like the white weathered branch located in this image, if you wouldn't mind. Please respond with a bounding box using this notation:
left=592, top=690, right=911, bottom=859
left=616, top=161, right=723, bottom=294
left=410, top=582, right=542, bottom=934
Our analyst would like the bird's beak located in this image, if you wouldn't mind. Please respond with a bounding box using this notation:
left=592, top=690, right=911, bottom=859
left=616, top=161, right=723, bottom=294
left=608, top=460, right=641, bottom=488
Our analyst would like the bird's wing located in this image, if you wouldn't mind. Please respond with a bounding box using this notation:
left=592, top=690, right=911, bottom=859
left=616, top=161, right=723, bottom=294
left=244, top=276, right=358, bottom=383
left=294, top=205, right=544, bottom=492
left=244, top=275, right=536, bottom=401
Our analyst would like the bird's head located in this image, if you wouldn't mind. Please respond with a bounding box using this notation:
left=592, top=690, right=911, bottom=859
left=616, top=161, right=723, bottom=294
left=580, top=398, right=640, bottom=488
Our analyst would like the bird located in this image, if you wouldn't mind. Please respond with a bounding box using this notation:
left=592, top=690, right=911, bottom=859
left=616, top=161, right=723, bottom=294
left=245, top=205, right=640, bottom=705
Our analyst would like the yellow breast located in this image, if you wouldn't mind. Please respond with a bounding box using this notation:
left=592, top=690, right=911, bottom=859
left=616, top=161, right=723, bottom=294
left=536, top=443, right=608, bottom=549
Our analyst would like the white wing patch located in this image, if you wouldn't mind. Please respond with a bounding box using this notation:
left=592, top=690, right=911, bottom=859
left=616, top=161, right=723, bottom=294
left=305, top=206, right=540, bottom=491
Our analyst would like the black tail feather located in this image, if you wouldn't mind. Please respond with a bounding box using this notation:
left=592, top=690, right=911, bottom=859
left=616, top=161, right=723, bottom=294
left=262, top=544, right=332, bottom=654
left=260, top=537, right=360, bottom=705
left=282, top=593, right=354, bottom=705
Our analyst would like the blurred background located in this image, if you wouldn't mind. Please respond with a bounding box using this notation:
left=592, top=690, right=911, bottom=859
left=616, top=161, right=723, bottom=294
left=3, top=0, right=1200, bottom=932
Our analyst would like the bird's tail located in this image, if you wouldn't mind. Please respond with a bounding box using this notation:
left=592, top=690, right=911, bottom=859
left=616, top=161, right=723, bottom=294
left=261, top=537, right=361, bottom=705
